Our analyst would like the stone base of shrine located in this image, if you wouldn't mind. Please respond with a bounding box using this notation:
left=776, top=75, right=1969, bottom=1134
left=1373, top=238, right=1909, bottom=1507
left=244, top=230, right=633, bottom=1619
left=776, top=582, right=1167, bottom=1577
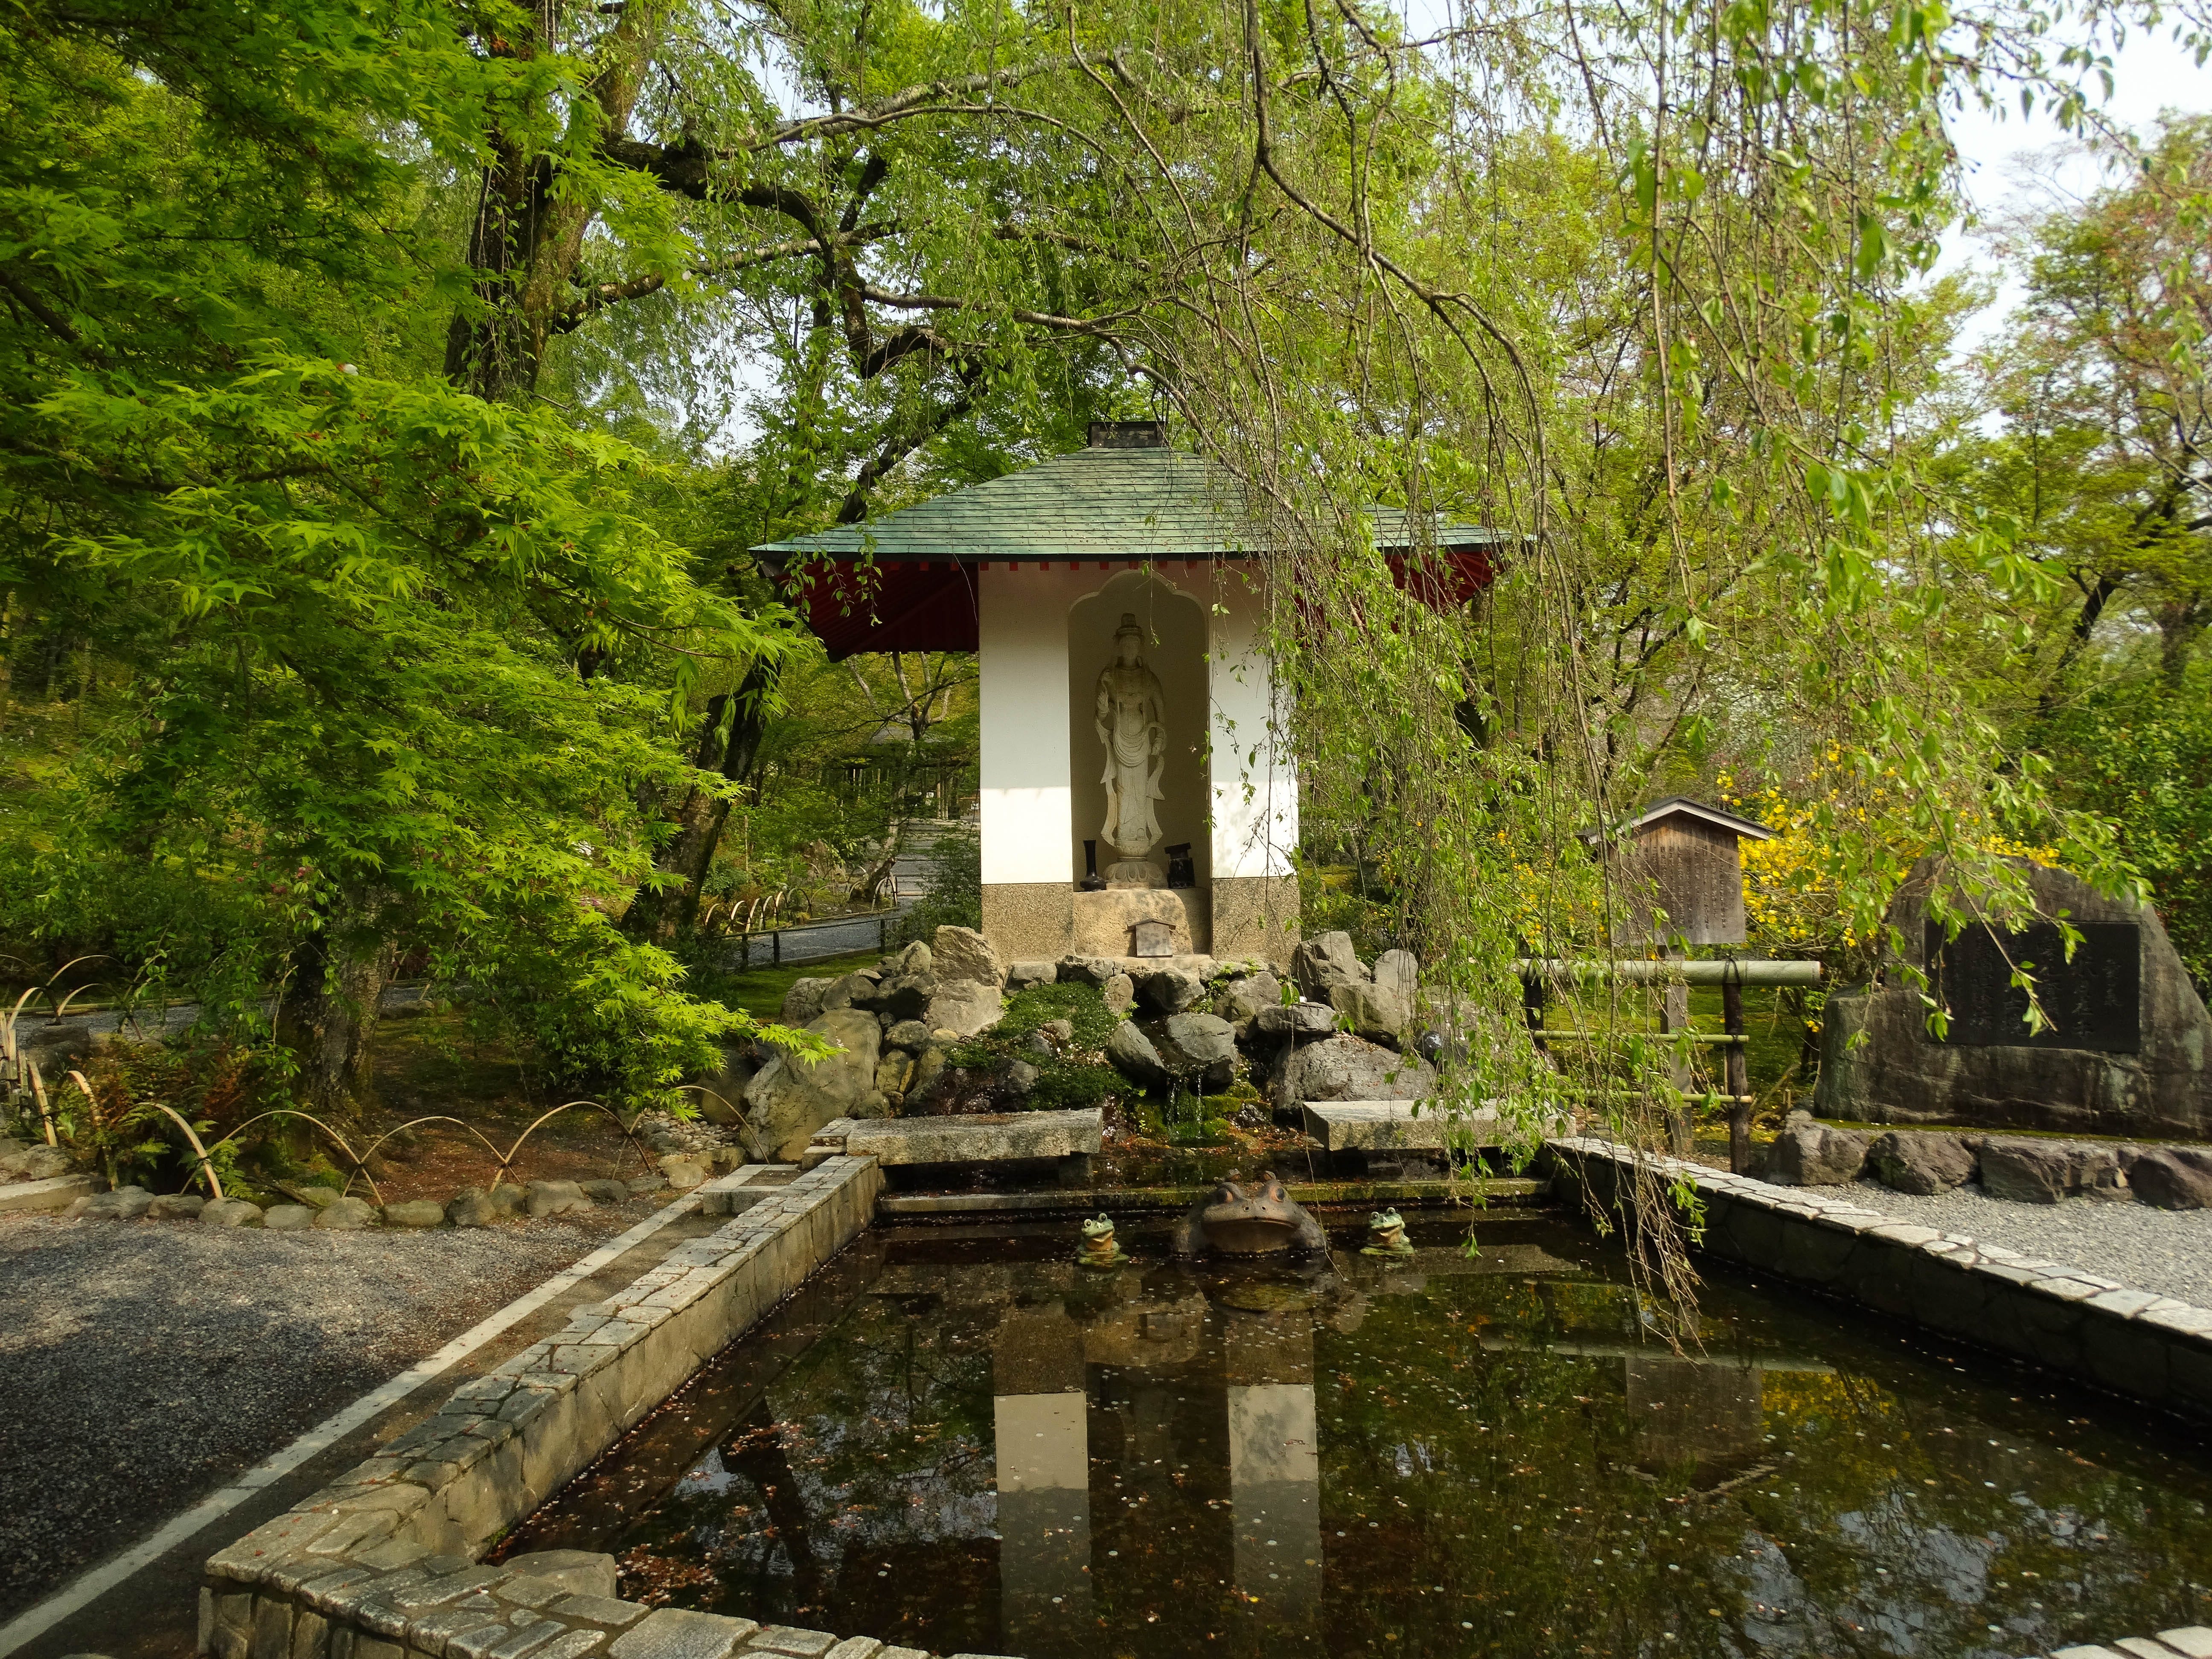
left=981, top=882, right=1077, bottom=961
left=1072, top=887, right=1208, bottom=958
left=1210, top=874, right=1300, bottom=968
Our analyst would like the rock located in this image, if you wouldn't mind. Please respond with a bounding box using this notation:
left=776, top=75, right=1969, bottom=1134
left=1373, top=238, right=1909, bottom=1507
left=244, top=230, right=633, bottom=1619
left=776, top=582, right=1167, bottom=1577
left=445, top=1190, right=499, bottom=1227
left=580, top=1177, right=630, bottom=1206
left=626, top=1173, right=667, bottom=1196
left=1057, top=955, right=1122, bottom=988
left=1139, top=967, right=1208, bottom=1015
left=910, top=1045, right=949, bottom=1100
left=75, top=1186, right=154, bottom=1222
left=1815, top=853, right=2212, bottom=1140
left=886, top=940, right=933, bottom=977
left=263, top=1204, right=315, bottom=1231
left=202, top=1198, right=263, bottom=1228
left=2124, top=1147, right=2212, bottom=1209
left=291, top=1186, right=343, bottom=1211
left=1107, top=1022, right=1170, bottom=1091
left=1372, top=949, right=1420, bottom=1002
left=523, top=1179, right=591, bottom=1218
left=885, top=1019, right=931, bottom=1049
left=146, top=1193, right=204, bottom=1221
left=1020, top=1029, right=1057, bottom=1061
left=869, top=972, right=937, bottom=1022
left=1003, top=1059, right=1039, bottom=1097
left=382, top=1199, right=446, bottom=1228
left=24, top=1022, right=93, bottom=1065
left=1216, top=972, right=1282, bottom=1030
left=1255, top=1001, right=1337, bottom=1040
left=818, top=971, right=878, bottom=1012
left=12, top=1145, right=73, bottom=1181
left=658, top=1153, right=713, bottom=1191
left=1103, top=973, right=1135, bottom=1017
left=876, top=1053, right=916, bottom=1097
left=500, top=1550, right=618, bottom=1599
left=1006, top=960, right=1057, bottom=992
left=933, top=925, right=1006, bottom=987
left=1156, top=1013, right=1239, bottom=1091
left=691, top=1045, right=757, bottom=1123
left=1042, top=1019, right=1074, bottom=1043
left=743, top=1008, right=885, bottom=1161
left=1292, top=932, right=1366, bottom=998
left=925, top=981, right=1004, bottom=1039
left=1328, top=980, right=1409, bottom=1045
left=313, top=1195, right=378, bottom=1229
left=1979, top=1138, right=2126, bottom=1203
left=780, top=977, right=833, bottom=1025
left=1764, top=1123, right=1871, bottom=1186
left=1867, top=1131, right=1977, bottom=1195
left=1281, top=1036, right=1435, bottom=1103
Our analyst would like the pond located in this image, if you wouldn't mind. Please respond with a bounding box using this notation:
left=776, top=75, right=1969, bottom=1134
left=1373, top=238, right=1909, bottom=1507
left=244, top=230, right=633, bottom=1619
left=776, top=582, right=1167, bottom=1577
left=494, top=1211, right=2212, bottom=1658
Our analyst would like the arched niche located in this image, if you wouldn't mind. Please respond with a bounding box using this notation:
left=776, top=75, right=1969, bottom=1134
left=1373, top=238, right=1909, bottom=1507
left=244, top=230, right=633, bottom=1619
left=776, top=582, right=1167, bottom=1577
left=1067, top=571, right=1209, bottom=888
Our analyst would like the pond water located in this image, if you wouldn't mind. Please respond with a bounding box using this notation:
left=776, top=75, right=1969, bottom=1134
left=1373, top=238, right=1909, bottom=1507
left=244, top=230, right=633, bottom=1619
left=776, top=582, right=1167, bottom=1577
left=496, top=1212, right=2212, bottom=1658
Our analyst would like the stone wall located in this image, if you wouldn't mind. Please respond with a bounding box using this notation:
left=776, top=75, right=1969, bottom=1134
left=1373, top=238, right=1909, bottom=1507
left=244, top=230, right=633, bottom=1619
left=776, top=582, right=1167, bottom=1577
left=198, top=1156, right=891, bottom=1659
left=1542, top=1136, right=2212, bottom=1423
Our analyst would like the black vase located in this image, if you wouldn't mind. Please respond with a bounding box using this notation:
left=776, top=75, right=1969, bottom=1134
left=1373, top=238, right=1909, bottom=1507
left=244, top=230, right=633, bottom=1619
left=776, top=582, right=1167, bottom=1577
left=1080, top=840, right=1106, bottom=892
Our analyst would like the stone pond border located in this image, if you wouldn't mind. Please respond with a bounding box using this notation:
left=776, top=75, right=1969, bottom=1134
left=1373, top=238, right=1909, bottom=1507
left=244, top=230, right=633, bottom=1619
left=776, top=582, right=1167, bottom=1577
left=192, top=1155, right=971, bottom=1659
left=1542, top=1135, right=2212, bottom=1423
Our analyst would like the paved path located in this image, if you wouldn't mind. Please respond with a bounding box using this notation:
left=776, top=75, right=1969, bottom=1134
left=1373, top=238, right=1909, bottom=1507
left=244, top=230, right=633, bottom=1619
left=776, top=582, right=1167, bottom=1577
left=719, top=905, right=912, bottom=969
left=0, top=1201, right=725, bottom=1658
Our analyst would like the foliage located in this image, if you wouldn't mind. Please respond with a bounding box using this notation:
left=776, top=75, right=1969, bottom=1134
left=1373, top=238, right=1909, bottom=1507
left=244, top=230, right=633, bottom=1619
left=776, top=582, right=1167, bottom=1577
left=893, top=825, right=981, bottom=946
left=944, top=980, right=1123, bottom=1112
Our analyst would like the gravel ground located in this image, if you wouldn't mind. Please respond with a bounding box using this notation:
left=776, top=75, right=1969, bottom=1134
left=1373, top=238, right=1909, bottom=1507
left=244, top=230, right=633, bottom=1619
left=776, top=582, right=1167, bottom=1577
left=1830, top=1179, right=2212, bottom=1307
left=0, top=1207, right=640, bottom=1620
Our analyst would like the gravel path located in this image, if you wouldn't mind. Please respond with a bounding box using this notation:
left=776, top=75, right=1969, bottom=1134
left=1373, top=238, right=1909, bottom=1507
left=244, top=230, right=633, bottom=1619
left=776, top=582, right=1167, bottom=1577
left=0, top=1208, right=639, bottom=1620
left=1833, top=1179, right=2212, bottom=1307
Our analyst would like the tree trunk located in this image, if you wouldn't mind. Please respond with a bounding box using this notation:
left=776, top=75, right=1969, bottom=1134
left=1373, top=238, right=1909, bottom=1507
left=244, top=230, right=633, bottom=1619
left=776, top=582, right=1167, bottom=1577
left=625, top=658, right=778, bottom=944
left=281, top=904, right=400, bottom=1120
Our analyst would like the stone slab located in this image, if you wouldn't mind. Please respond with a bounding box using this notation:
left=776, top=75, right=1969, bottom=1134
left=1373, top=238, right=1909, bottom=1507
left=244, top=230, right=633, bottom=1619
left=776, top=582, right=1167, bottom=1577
left=1302, top=1100, right=1481, bottom=1149
left=811, top=1109, right=1102, bottom=1166
left=0, top=1172, right=97, bottom=1213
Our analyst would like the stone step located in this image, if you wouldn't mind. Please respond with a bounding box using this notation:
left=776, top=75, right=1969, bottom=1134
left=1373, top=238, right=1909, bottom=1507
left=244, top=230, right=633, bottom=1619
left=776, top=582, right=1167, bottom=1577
left=0, top=1173, right=98, bottom=1214
left=877, top=1176, right=1550, bottom=1216
left=807, top=1108, right=1103, bottom=1168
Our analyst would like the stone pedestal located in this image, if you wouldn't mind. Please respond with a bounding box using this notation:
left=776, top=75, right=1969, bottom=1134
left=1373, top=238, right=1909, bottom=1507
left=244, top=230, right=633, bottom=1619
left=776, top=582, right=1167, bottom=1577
left=1072, top=885, right=1208, bottom=957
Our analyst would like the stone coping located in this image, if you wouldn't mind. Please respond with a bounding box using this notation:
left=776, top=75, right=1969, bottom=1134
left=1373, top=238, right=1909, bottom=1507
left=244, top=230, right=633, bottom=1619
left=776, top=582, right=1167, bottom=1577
left=0, top=1171, right=96, bottom=1213
left=1543, top=1135, right=2212, bottom=1422
left=198, top=1156, right=914, bottom=1659
left=1299, top=1100, right=1574, bottom=1151
left=807, top=1109, right=1102, bottom=1167
left=2044, top=1627, right=2212, bottom=1659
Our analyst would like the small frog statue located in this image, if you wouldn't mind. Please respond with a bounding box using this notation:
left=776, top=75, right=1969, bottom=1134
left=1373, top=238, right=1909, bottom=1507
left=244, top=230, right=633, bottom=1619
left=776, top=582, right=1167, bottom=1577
left=1362, top=1207, right=1415, bottom=1258
left=1078, top=1213, right=1129, bottom=1269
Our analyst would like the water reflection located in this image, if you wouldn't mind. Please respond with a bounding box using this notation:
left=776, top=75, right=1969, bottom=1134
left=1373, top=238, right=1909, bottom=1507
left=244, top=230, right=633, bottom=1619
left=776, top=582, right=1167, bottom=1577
left=498, top=1214, right=2212, bottom=1659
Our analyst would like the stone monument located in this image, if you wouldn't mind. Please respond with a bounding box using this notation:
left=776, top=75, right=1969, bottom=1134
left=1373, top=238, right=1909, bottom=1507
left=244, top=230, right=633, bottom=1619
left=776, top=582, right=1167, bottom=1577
left=1816, top=856, right=2212, bottom=1140
left=1094, top=613, right=1167, bottom=887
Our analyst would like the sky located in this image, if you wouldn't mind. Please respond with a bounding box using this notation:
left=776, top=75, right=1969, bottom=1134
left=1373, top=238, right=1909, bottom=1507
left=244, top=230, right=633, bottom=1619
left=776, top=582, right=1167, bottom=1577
left=1938, top=22, right=2212, bottom=351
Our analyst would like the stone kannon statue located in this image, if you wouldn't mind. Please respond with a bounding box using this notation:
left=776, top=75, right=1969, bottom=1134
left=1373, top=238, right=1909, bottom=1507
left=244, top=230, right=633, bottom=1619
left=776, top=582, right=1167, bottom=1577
left=1094, top=613, right=1167, bottom=859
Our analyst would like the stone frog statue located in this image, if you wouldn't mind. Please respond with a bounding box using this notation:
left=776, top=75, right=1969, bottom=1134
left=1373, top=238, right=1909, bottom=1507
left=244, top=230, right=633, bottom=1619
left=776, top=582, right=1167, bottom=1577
left=1172, top=1170, right=1329, bottom=1258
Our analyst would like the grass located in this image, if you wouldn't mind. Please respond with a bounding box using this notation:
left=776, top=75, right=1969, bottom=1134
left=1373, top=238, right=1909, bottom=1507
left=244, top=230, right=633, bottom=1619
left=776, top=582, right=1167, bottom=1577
left=688, top=949, right=884, bottom=1024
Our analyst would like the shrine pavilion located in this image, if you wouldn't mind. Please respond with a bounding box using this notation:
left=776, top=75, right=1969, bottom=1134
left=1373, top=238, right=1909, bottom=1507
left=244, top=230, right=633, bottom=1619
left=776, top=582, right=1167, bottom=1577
left=751, top=421, right=1499, bottom=968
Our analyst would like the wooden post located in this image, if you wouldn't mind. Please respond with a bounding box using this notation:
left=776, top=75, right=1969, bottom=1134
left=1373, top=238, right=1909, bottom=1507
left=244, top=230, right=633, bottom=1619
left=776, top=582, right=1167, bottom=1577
left=1660, top=960, right=1693, bottom=1154
left=1522, top=967, right=1547, bottom=1053
left=1723, top=963, right=1752, bottom=1173
left=772, top=928, right=782, bottom=967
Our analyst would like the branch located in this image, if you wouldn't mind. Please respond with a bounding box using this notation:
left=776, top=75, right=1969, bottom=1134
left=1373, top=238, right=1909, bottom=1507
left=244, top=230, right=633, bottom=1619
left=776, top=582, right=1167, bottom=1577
left=549, top=272, right=668, bottom=336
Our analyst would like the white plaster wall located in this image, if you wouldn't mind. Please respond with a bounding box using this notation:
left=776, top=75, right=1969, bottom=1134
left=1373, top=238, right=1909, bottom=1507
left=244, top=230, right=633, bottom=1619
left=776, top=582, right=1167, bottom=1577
left=1209, top=571, right=1298, bottom=879
left=979, top=565, right=1084, bottom=885
left=981, top=561, right=1296, bottom=887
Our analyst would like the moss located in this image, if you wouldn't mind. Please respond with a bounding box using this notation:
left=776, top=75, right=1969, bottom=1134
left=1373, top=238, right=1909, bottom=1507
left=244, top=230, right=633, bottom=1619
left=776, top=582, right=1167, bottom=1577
left=938, top=980, right=1125, bottom=1113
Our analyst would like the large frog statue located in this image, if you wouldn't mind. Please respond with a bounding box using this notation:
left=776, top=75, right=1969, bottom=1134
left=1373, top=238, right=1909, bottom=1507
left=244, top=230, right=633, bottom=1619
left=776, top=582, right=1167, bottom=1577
left=1172, top=1170, right=1329, bottom=1258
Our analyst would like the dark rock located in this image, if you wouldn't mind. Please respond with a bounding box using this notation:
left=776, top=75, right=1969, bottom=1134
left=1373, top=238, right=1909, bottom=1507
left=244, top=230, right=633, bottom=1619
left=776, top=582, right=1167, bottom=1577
left=146, top=1193, right=204, bottom=1221
left=875, top=1052, right=916, bottom=1097
left=2124, top=1147, right=2212, bottom=1209
left=744, top=1007, right=885, bottom=1161
left=1866, top=1131, right=1976, bottom=1195
left=1103, top=973, right=1135, bottom=1017
left=1281, top=1035, right=1435, bottom=1103
left=1979, top=1138, right=2126, bottom=1203
left=910, top=1045, right=949, bottom=1100
left=780, top=977, right=833, bottom=1025
left=580, top=1179, right=630, bottom=1205
left=1255, top=1001, right=1337, bottom=1041
left=1006, top=959, right=1057, bottom=992
left=1328, top=980, right=1409, bottom=1045
left=818, top=971, right=879, bottom=1012
left=1002, top=1059, right=1039, bottom=1097
left=1139, top=967, right=1208, bottom=1015
left=1215, top=972, right=1282, bottom=1032
left=76, top=1185, right=152, bottom=1222
left=1816, top=853, right=2212, bottom=1139
left=1764, top=1123, right=1870, bottom=1186
left=1156, top=1013, right=1239, bottom=1091
left=1057, top=955, right=1122, bottom=988
left=1107, top=1022, right=1170, bottom=1090
left=1020, top=1029, right=1057, bottom=1060
left=867, top=972, right=936, bottom=1022
left=1292, top=931, right=1367, bottom=999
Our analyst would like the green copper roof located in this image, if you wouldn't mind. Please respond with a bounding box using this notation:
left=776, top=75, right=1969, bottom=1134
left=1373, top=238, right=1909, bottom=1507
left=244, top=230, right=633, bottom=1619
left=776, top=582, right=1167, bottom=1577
left=750, top=445, right=1499, bottom=564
